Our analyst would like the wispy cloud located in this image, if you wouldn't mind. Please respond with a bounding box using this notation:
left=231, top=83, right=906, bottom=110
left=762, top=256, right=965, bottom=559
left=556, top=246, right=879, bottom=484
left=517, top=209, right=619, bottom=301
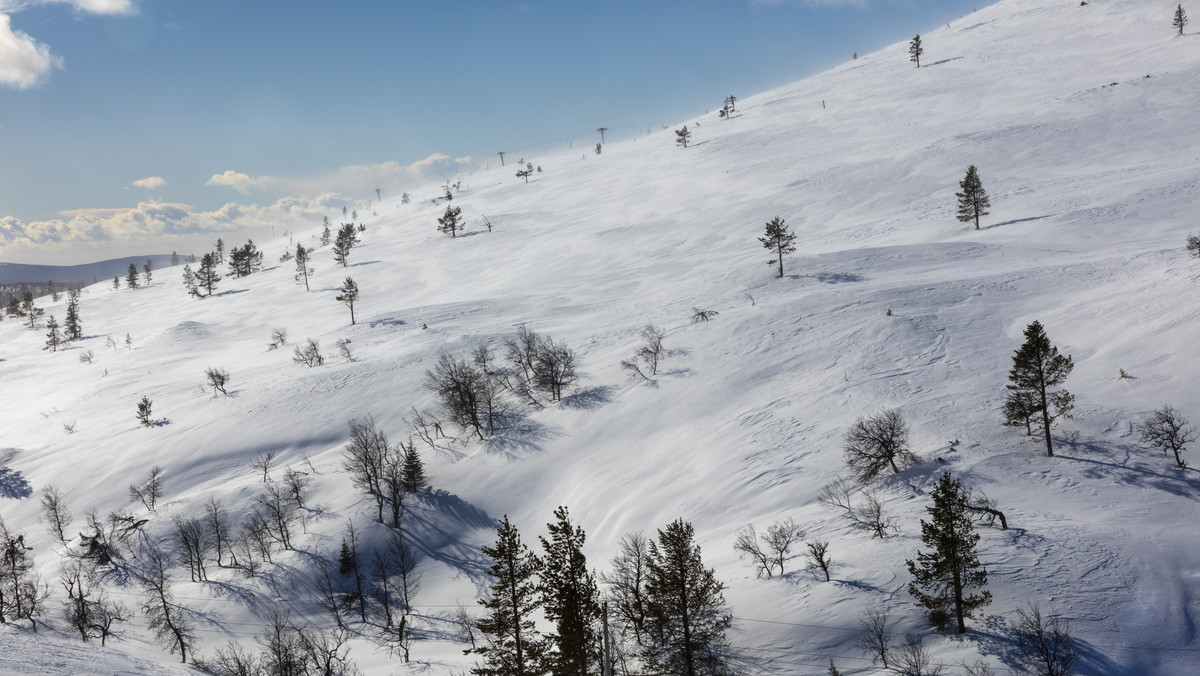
left=33, top=0, right=135, bottom=16
left=131, top=176, right=166, bottom=190
left=0, top=13, right=62, bottom=89
left=206, top=153, right=478, bottom=196
left=0, top=0, right=134, bottom=90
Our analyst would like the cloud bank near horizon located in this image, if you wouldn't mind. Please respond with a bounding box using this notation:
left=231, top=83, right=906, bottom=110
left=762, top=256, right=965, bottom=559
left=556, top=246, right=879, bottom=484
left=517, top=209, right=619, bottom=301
left=206, top=153, right=478, bottom=196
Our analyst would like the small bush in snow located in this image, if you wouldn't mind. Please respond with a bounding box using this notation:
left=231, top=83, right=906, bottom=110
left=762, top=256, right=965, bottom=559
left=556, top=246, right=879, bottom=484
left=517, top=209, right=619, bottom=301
left=293, top=339, right=324, bottom=367
left=1138, top=404, right=1195, bottom=469
left=1187, top=233, right=1200, bottom=258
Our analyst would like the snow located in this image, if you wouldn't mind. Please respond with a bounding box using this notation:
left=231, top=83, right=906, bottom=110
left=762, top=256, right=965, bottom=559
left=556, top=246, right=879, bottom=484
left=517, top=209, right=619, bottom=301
left=2, top=0, right=1200, bottom=673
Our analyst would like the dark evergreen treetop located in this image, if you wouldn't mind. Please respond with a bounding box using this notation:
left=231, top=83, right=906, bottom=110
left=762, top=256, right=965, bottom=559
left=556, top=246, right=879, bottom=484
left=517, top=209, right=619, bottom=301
left=1175, top=4, right=1188, bottom=35
left=909, top=34, right=923, bottom=67
left=955, top=165, right=992, bottom=229
left=1006, top=320, right=1074, bottom=457
left=906, top=472, right=991, bottom=633
left=642, top=518, right=732, bottom=676
left=759, top=216, right=797, bottom=278
left=538, top=507, right=601, bottom=676
left=471, top=516, right=548, bottom=676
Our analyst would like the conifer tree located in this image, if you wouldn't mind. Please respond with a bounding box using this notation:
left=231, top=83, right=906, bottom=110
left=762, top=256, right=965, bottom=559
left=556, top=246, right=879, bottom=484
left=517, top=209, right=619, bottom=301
left=321, top=216, right=333, bottom=246
left=143, top=260, right=153, bottom=285
left=126, top=263, right=140, bottom=289
left=955, top=165, right=992, bottom=229
left=336, top=277, right=359, bottom=326
left=1005, top=321, right=1074, bottom=457
left=44, top=315, right=62, bottom=352
left=64, top=289, right=82, bottom=341
left=909, top=34, right=923, bottom=67
left=401, top=440, right=427, bottom=493
left=1175, top=4, right=1188, bottom=35
left=643, top=519, right=732, bottom=676
left=438, top=205, right=463, bottom=238
left=333, top=223, right=359, bottom=266
left=675, top=125, right=691, bottom=149
left=294, top=244, right=313, bottom=291
left=215, top=238, right=226, bottom=263
left=538, top=507, right=601, bottom=676
left=113, top=276, right=120, bottom=290
left=194, top=253, right=221, bottom=297
left=20, top=291, right=41, bottom=329
left=181, top=265, right=196, bottom=295
left=136, top=396, right=154, bottom=427
left=470, top=516, right=548, bottom=676
left=906, top=472, right=991, bottom=633
left=759, top=216, right=797, bottom=278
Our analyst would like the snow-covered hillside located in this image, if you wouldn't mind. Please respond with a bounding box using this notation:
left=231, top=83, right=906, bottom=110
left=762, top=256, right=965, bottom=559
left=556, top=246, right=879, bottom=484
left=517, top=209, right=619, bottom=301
left=3, top=0, right=1199, bottom=673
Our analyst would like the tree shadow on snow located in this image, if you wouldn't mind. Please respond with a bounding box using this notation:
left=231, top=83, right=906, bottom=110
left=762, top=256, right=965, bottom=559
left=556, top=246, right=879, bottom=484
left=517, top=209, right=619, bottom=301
left=982, top=215, right=1053, bottom=230
left=972, top=614, right=1126, bottom=676
left=560, top=384, right=617, bottom=410
left=368, top=315, right=406, bottom=329
left=349, top=260, right=382, bottom=267
left=806, top=271, right=865, bottom=284
left=484, top=411, right=559, bottom=459
left=1054, top=432, right=1199, bottom=499
left=0, top=466, right=33, bottom=499
left=926, top=56, right=964, bottom=67
left=214, top=289, right=249, bottom=297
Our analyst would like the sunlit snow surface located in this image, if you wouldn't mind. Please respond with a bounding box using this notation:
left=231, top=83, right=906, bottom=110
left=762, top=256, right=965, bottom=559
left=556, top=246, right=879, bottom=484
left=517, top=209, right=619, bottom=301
left=2, top=1, right=1199, bottom=673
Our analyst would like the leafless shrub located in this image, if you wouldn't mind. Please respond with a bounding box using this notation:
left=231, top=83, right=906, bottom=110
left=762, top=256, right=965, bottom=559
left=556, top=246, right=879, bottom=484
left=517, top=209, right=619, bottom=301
left=892, top=633, right=944, bottom=676
left=268, top=327, right=288, bottom=350
left=857, top=609, right=891, bottom=669
left=1138, top=404, right=1195, bottom=469
left=293, top=338, right=324, bottom=367
left=818, top=479, right=897, bottom=538
left=205, top=367, right=231, bottom=396
left=805, top=540, right=832, bottom=581
left=78, top=349, right=94, bottom=364
left=843, top=408, right=916, bottom=483
left=691, top=308, right=720, bottom=323
left=621, top=323, right=667, bottom=380
left=1011, top=603, right=1077, bottom=676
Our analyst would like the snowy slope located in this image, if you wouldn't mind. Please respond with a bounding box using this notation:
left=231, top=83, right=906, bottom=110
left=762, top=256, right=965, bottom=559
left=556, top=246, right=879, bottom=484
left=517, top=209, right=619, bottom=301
left=2, top=0, right=1200, bottom=673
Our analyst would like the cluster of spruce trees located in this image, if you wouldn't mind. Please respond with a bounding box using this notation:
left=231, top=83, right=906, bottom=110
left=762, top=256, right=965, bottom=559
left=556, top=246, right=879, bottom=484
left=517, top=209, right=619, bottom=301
left=469, top=511, right=731, bottom=676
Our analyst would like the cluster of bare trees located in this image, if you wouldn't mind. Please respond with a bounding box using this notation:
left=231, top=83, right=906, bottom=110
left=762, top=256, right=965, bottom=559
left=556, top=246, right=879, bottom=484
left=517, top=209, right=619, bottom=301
left=421, top=325, right=580, bottom=440
left=733, top=517, right=833, bottom=582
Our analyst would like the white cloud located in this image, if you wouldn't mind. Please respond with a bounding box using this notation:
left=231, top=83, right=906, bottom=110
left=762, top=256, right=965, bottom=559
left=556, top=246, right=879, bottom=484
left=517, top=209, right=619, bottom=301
left=205, top=170, right=275, bottom=195
left=0, top=0, right=134, bottom=90
left=131, top=176, right=166, bottom=190
left=36, top=0, right=135, bottom=15
left=206, top=153, right=478, bottom=197
left=0, top=13, right=62, bottom=89
left=0, top=194, right=352, bottom=263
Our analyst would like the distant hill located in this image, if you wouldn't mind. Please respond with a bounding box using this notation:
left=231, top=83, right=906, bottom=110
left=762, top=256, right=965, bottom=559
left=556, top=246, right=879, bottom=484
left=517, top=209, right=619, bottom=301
left=0, top=254, right=183, bottom=288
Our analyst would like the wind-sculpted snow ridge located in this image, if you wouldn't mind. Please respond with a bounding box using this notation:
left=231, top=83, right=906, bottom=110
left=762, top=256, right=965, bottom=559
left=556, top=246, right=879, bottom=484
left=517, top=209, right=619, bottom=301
left=2, top=0, right=1200, bottom=672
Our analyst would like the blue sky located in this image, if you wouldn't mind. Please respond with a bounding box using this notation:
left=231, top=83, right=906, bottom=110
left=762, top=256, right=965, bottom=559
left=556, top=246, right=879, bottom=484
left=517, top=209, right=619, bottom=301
left=0, top=0, right=990, bottom=265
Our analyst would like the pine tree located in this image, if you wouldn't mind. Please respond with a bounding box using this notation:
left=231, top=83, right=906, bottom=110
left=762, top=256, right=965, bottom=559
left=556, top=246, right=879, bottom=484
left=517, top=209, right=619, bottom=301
left=955, top=165, right=992, bottom=229
left=336, top=277, right=359, bottom=326
left=1006, top=321, right=1074, bottom=457
left=294, top=244, right=313, bottom=291
left=113, top=276, right=120, bottom=290
left=64, top=289, right=82, bottom=341
left=338, top=538, right=356, bottom=576
left=470, top=516, right=548, bottom=676
left=1175, top=4, right=1188, bottom=35
left=126, top=263, right=140, bottom=289
left=215, top=238, right=226, bottom=264
left=44, top=315, right=62, bottom=352
left=538, top=507, right=601, bottom=676
left=906, top=472, right=991, bottom=633
left=136, top=396, right=154, bottom=427
left=321, top=216, right=333, bottom=246
left=401, top=441, right=427, bottom=493
left=909, top=34, right=923, bottom=67
left=759, top=216, right=797, bottom=278
left=642, top=519, right=732, bottom=676
left=194, top=253, right=221, bottom=297
left=438, top=206, right=463, bottom=238
left=675, top=125, right=691, bottom=149
left=333, top=223, right=359, bottom=266
left=401, top=192, right=411, bottom=204
left=143, top=259, right=153, bottom=285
